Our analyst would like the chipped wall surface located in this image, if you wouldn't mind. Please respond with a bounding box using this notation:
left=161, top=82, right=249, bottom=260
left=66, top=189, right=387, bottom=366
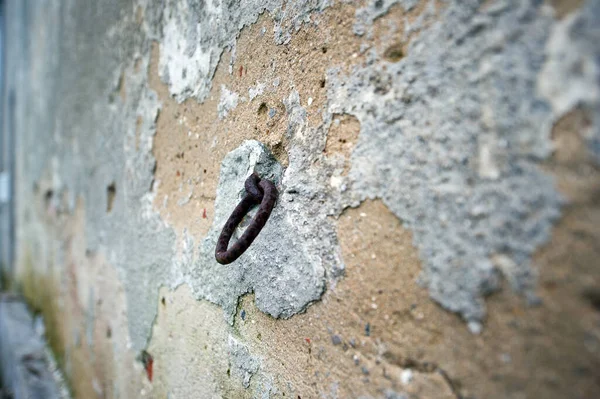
left=3, top=0, right=600, bottom=398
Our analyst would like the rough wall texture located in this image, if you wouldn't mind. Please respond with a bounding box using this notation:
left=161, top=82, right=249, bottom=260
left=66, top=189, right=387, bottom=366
left=2, top=0, right=600, bottom=398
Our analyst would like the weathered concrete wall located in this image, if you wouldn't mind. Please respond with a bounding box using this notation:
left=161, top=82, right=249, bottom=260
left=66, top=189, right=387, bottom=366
left=3, top=0, right=600, bottom=398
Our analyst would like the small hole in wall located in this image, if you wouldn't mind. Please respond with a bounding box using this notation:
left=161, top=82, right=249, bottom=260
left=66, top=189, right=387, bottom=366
left=320, top=78, right=326, bottom=88
left=383, top=43, right=405, bottom=62
left=107, top=183, right=116, bottom=213
left=321, top=46, right=327, bottom=54
left=583, top=289, right=600, bottom=312
left=226, top=368, right=231, bottom=377
left=257, top=102, right=268, bottom=115
left=44, top=190, right=54, bottom=207
left=161, top=297, right=166, bottom=307
left=134, top=58, right=142, bottom=73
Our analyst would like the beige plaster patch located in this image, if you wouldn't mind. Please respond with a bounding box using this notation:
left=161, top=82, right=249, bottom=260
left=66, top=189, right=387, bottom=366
left=547, top=0, right=585, bottom=18
left=147, top=285, right=253, bottom=399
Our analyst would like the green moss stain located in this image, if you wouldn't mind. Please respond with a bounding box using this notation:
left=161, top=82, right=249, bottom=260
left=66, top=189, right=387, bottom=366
left=18, top=250, right=66, bottom=369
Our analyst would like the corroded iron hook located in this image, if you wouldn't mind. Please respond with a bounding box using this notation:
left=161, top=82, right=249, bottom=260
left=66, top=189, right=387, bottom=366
left=215, top=173, right=277, bottom=264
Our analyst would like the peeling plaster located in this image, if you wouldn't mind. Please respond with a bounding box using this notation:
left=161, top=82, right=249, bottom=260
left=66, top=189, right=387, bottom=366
left=157, top=0, right=333, bottom=102
left=165, top=0, right=600, bottom=325
left=9, top=0, right=600, bottom=388
left=325, top=0, right=597, bottom=322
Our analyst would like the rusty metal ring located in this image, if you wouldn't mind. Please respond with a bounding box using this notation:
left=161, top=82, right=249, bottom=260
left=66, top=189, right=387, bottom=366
left=215, top=173, right=278, bottom=264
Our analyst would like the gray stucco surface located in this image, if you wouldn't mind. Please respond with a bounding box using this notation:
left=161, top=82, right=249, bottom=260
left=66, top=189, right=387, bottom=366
left=228, top=334, right=260, bottom=389
left=354, top=0, right=421, bottom=36
left=330, top=0, right=600, bottom=323
left=6, top=0, right=600, bottom=355
left=330, top=0, right=566, bottom=323
left=184, top=140, right=326, bottom=322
